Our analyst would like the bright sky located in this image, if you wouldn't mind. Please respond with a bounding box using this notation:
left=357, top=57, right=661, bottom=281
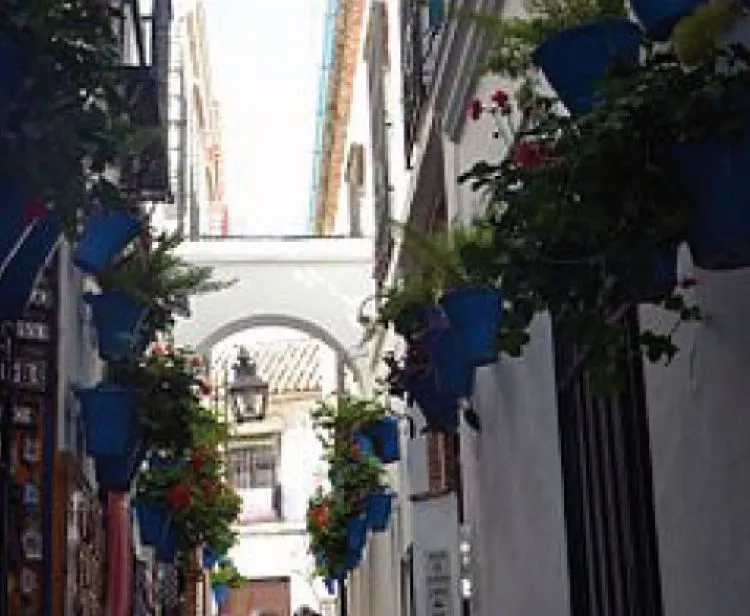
left=204, top=0, right=326, bottom=236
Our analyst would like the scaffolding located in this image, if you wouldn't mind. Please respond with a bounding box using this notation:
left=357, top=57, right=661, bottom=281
left=308, top=0, right=340, bottom=232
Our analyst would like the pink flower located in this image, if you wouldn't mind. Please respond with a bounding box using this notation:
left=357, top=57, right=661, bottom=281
left=469, top=99, right=483, bottom=121
left=23, top=196, right=47, bottom=223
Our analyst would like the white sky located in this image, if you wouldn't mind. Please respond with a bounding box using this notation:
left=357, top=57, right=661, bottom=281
left=204, top=0, right=326, bottom=236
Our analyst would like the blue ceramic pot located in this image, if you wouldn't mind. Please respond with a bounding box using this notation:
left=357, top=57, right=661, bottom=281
left=669, top=127, right=750, bottom=270
left=365, top=417, right=400, bottom=463
left=73, top=209, right=141, bottom=275
left=212, top=583, right=230, bottom=607
left=346, top=515, right=367, bottom=555
left=403, top=358, right=459, bottom=431
left=423, top=307, right=474, bottom=399
left=532, top=17, right=642, bottom=116
left=203, top=547, right=219, bottom=570
left=0, top=212, right=62, bottom=320
left=75, top=384, right=139, bottom=457
left=630, top=0, right=707, bottom=40
left=84, top=291, right=150, bottom=361
left=135, top=501, right=171, bottom=547
left=352, top=432, right=374, bottom=456
left=155, top=527, right=180, bottom=563
left=95, top=440, right=146, bottom=492
left=440, top=287, right=502, bottom=367
left=365, top=490, right=394, bottom=532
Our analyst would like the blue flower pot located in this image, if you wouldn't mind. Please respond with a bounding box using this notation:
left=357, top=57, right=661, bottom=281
left=135, top=501, right=171, bottom=547
left=630, top=0, right=707, bottom=40
left=532, top=18, right=642, bottom=116
left=75, top=384, right=139, bottom=457
left=440, top=287, right=502, bottom=367
left=365, top=490, right=394, bottom=532
left=346, top=515, right=367, bottom=555
left=73, top=209, right=142, bottom=275
left=0, top=212, right=62, bottom=320
left=84, top=291, right=150, bottom=361
left=669, top=128, right=750, bottom=270
left=213, top=583, right=230, bottom=607
left=155, top=527, right=179, bottom=563
left=94, top=440, right=146, bottom=492
left=203, top=547, right=219, bottom=570
left=423, top=307, right=474, bottom=399
left=365, top=417, right=400, bottom=463
left=0, top=36, right=22, bottom=108
left=352, top=432, right=374, bottom=456
left=403, top=354, right=459, bottom=431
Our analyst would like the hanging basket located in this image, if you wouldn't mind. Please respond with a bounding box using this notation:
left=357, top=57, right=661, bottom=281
left=94, top=440, right=146, bottom=492
left=403, top=349, right=460, bottom=431
left=532, top=17, right=642, bottom=116
left=213, top=583, right=230, bottom=607
left=668, top=126, right=750, bottom=270
left=365, top=490, right=394, bottom=532
left=630, top=0, right=707, bottom=40
left=84, top=291, right=150, bottom=361
left=203, top=547, right=220, bottom=570
left=135, top=500, right=171, bottom=547
left=155, top=527, right=180, bottom=564
left=423, top=307, right=475, bottom=400
left=73, top=209, right=141, bottom=275
left=74, top=384, right=139, bottom=457
left=364, top=417, right=400, bottom=464
left=440, top=287, right=502, bottom=367
left=346, top=515, right=367, bottom=557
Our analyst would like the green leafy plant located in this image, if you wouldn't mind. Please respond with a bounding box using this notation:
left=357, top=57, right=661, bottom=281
left=310, top=396, right=389, bottom=450
left=137, top=445, right=241, bottom=552
left=210, top=561, right=247, bottom=588
left=306, top=488, right=350, bottom=578
left=0, top=0, right=163, bottom=233
left=99, top=231, right=234, bottom=332
left=452, top=40, right=750, bottom=392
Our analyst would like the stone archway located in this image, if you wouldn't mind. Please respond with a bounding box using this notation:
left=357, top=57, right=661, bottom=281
left=194, top=313, right=365, bottom=393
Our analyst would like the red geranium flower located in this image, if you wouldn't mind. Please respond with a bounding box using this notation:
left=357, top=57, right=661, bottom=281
left=202, top=479, right=218, bottom=499
left=490, top=89, right=508, bottom=109
left=469, top=99, right=483, bottom=121
left=166, top=482, right=192, bottom=512
left=199, top=380, right=212, bottom=396
left=510, top=139, right=551, bottom=169
left=23, top=196, right=47, bottom=223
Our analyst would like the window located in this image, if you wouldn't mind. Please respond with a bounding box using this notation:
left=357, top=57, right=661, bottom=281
left=228, top=440, right=279, bottom=491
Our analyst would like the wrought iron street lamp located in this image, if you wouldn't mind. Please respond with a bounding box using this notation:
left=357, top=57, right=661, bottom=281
left=228, top=347, right=268, bottom=423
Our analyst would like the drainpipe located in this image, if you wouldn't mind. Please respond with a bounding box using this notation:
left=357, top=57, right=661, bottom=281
left=106, top=492, right=132, bottom=616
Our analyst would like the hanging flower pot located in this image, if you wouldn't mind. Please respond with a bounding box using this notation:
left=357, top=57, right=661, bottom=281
left=74, top=384, right=139, bottom=457
left=203, top=547, right=219, bottom=570
left=402, top=343, right=460, bottom=431
left=532, top=18, right=642, bottom=116
left=630, top=0, right=707, bottom=40
left=365, top=490, right=394, bottom=532
left=439, top=287, right=502, bottom=367
left=135, top=500, right=171, bottom=547
left=212, top=583, right=230, bottom=608
left=668, top=127, right=750, bottom=270
left=94, top=440, right=146, bottom=492
left=73, top=209, right=142, bottom=275
left=364, top=417, right=400, bottom=464
left=423, top=307, right=474, bottom=399
left=352, top=432, right=374, bottom=457
left=346, top=515, right=367, bottom=556
left=155, top=527, right=180, bottom=564
left=84, top=291, right=150, bottom=361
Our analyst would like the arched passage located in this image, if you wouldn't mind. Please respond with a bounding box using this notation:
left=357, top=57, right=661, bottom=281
left=195, top=313, right=365, bottom=392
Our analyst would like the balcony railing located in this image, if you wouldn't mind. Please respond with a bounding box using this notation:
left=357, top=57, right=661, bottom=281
left=401, top=0, right=443, bottom=169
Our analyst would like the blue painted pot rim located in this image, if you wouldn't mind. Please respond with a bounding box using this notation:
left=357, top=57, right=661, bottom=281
left=629, top=0, right=707, bottom=40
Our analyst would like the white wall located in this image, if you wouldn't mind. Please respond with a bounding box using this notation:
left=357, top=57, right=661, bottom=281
left=642, top=250, right=750, bottom=616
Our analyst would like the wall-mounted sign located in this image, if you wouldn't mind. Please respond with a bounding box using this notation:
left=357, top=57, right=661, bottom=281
left=425, top=550, right=454, bottom=616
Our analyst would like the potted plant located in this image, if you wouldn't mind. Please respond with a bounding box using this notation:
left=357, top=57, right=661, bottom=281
left=364, top=488, right=394, bottom=532
left=97, top=231, right=232, bottom=334
left=83, top=290, right=151, bottom=362
left=135, top=499, right=172, bottom=547
left=73, top=204, right=143, bottom=275
left=306, top=489, right=352, bottom=580
left=630, top=0, right=707, bottom=40
left=74, top=384, right=140, bottom=457
left=210, top=562, right=246, bottom=608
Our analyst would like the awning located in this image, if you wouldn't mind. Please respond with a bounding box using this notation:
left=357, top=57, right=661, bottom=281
left=0, top=188, right=62, bottom=320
